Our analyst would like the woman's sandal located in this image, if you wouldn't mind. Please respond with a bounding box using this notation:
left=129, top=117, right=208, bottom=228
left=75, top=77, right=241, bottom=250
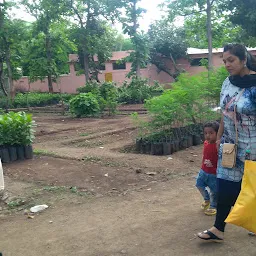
left=197, top=230, right=223, bottom=243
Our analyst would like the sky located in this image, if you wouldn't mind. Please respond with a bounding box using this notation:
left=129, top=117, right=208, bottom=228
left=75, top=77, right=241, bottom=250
left=138, top=0, right=166, bottom=31
left=12, top=0, right=167, bottom=32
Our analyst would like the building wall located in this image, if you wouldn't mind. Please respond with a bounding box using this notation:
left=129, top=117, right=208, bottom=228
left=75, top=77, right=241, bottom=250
left=14, top=50, right=255, bottom=94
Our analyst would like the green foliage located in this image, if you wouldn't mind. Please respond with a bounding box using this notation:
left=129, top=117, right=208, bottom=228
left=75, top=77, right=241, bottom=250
left=148, top=19, right=187, bottom=78
left=184, top=13, right=242, bottom=48
left=21, top=0, right=73, bottom=91
left=69, top=0, right=126, bottom=82
left=101, top=83, right=118, bottom=116
left=207, top=66, right=229, bottom=104
left=166, top=0, right=256, bottom=49
left=118, top=78, right=164, bottom=104
left=0, top=111, right=36, bottom=146
left=69, top=93, right=100, bottom=117
left=0, top=92, right=72, bottom=109
left=77, top=81, right=118, bottom=115
left=0, top=19, right=31, bottom=80
left=145, top=67, right=226, bottom=130
left=22, top=21, right=76, bottom=82
left=224, top=0, right=256, bottom=37
left=122, top=0, right=149, bottom=78
left=113, top=35, right=135, bottom=51
left=77, top=81, right=100, bottom=95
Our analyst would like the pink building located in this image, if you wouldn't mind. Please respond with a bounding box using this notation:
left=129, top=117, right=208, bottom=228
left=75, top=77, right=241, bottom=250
left=14, top=48, right=256, bottom=94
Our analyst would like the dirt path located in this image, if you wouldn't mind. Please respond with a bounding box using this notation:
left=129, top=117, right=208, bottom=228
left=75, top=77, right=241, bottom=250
left=0, top=177, right=255, bottom=256
left=0, top=113, right=255, bottom=256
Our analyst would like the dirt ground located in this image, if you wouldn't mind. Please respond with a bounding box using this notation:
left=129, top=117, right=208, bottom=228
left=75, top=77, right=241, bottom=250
left=0, top=112, right=255, bottom=256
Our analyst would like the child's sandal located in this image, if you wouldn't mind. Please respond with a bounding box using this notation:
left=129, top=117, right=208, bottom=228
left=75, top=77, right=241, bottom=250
left=204, top=208, right=217, bottom=216
left=201, top=201, right=210, bottom=210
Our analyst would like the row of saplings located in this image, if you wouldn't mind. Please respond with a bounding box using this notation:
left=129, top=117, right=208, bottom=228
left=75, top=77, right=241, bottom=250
left=0, top=112, right=35, bottom=163
left=136, top=124, right=204, bottom=155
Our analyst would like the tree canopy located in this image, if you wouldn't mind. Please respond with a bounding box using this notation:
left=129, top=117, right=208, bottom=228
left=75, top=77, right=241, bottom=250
left=0, top=0, right=256, bottom=95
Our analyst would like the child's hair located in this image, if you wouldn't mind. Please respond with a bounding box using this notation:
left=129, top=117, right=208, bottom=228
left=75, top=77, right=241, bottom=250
left=204, top=121, right=219, bottom=133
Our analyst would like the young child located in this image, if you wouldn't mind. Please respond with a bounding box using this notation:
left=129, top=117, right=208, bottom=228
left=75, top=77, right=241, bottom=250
left=196, top=121, right=219, bottom=216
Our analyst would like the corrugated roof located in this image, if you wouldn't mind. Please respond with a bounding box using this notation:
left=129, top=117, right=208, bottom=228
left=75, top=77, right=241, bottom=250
left=69, top=47, right=256, bottom=63
left=187, top=47, right=256, bottom=54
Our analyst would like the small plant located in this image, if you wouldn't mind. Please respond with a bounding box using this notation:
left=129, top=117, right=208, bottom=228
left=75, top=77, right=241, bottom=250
left=0, top=92, right=73, bottom=109
left=132, top=68, right=224, bottom=154
left=118, top=78, right=164, bottom=104
left=70, top=186, right=78, bottom=193
left=0, top=112, right=36, bottom=146
left=79, top=133, right=89, bottom=137
left=75, top=82, right=119, bottom=116
left=7, top=198, right=26, bottom=208
left=77, top=81, right=100, bottom=95
left=69, top=93, right=100, bottom=117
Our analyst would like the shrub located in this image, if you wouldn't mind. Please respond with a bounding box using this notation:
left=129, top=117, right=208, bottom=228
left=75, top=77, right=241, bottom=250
left=77, top=82, right=119, bottom=115
left=77, top=81, right=100, bottom=95
left=140, top=67, right=225, bottom=139
left=69, top=93, right=100, bottom=117
left=118, top=78, right=164, bottom=104
left=100, top=82, right=118, bottom=115
left=0, top=93, right=73, bottom=109
left=0, top=112, right=36, bottom=146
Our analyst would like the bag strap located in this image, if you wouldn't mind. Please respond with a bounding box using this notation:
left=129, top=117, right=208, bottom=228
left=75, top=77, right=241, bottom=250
left=234, top=89, right=245, bottom=145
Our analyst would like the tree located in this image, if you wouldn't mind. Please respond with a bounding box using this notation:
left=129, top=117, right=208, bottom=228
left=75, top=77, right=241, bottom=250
left=113, top=35, right=135, bottom=51
left=183, top=13, right=251, bottom=48
left=166, top=0, right=221, bottom=70
left=70, top=20, right=116, bottom=82
left=22, top=0, right=69, bottom=92
left=148, top=19, right=187, bottom=80
left=22, top=20, right=76, bottom=85
left=68, top=0, right=126, bottom=82
left=0, top=0, right=8, bottom=96
left=0, top=0, right=16, bottom=97
left=223, top=0, right=256, bottom=38
left=122, top=0, right=149, bottom=78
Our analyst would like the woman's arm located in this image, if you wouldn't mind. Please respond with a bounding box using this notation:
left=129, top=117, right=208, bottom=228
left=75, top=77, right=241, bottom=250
left=216, top=114, right=224, bottom=150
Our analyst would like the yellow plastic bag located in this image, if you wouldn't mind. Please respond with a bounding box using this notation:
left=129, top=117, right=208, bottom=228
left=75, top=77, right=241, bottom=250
left=225, top=160, right=256, bottom=233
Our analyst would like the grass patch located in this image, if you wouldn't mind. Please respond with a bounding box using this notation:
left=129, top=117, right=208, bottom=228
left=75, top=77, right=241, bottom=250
left=7, top=198, right=26, bottom=209
left=43, top=186, right=67, bottom=192
left=77, top=140, right=104, bottom=148
left=34, top=149, right=59, bottom=157
left=82, top=155, right=102, bottom=163
left=79, top=133, right=90, bottom=137
left=43, top=185, right=90, bottom=197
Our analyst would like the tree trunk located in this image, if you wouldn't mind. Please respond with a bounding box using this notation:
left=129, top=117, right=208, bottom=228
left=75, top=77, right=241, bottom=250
left=0, top=60, right=7, bottom=96
left=170, top=53, right=179, bottom=73
left=136, top=60, right=141, bottom=77
left=0, top=1, right=8, bottom=97
left=83, top=52, right=90, bottom=83
left=132, top=0, right=141, bottom=78
left=206, top=0, right=213, bottom=70
left=45, top=31, right=54, bottom=93
left=5, top=41, right=14, bottom=99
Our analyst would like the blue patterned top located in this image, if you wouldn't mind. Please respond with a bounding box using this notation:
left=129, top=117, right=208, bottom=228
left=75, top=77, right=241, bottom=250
left=217, top=77, right=256, bottom=182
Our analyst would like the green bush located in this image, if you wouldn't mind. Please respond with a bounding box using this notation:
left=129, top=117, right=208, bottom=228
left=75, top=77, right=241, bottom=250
left=100, top=82, right=118, bottom=115
left=76, top=82, right=119, bottom=115
left=77, top=81, right=100, bottom=95
left=118, top=78, right=164, bottom=104
left=0, top=112, right=36, bottom=146
left=69, top=93, right=100, bottom=117
left=143, top=67, right=225, bottom=135
left=0, top=93, right=73, bottom=109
